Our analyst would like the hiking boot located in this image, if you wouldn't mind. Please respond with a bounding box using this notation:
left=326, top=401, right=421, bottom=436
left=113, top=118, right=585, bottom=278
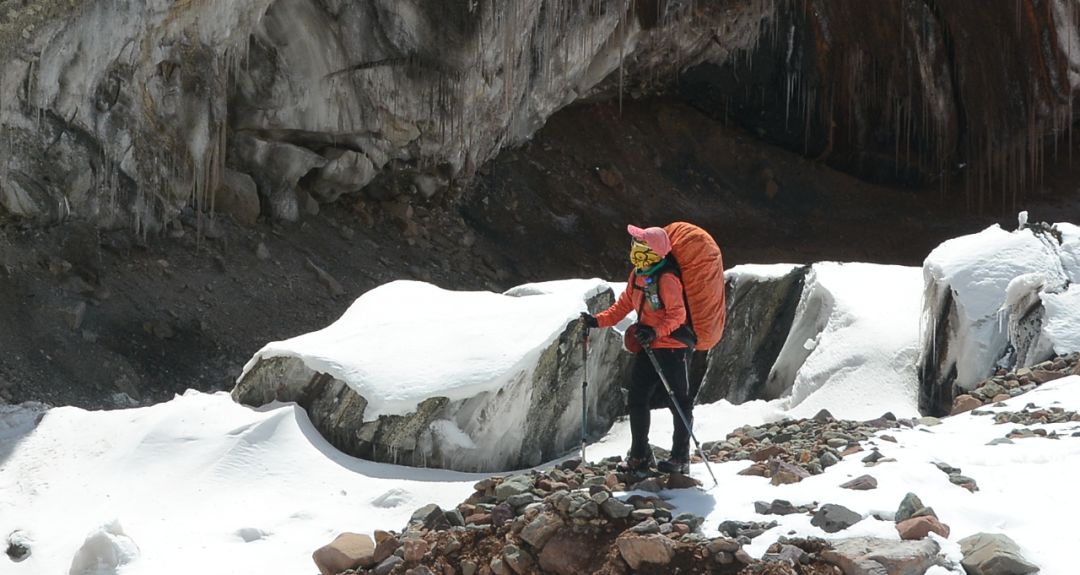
left=617, top=453, right=656, bottom=473
left=657, top=457, right=689, bottom=475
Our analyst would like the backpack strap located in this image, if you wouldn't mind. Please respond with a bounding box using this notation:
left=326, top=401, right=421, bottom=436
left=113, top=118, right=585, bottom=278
left=636, top=259, right=698, bottom=348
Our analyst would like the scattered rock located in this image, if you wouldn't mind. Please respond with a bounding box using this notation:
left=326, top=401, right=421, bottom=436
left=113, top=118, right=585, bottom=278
left=402, top=539, right=429, bottom=563
left=616, top=534, right=676, bottom=570
left=897, top=516, right=951, bottom=540
left=373, top=555, right=403, bottom=575
left=822, top=537, right=941, bottom=575
left=537, top=532, right=594, bottom=575
left=754, top=499, right=801, bottom=516
left=519, top=513, right=563, bottom=549
left=952, top=394, right=983, bottom=415
left=840, top=475, right=878, bottom=490
left=959, top=533, right=1039, bottom=575
left=312, top=532, right=376, bottom=575
left=811, top=504, right=863, bottom=533
left=305, top=258, right=346, bottom=297
left=769, top=459, right=811, bottom=485
left=895, top=493, right=926, bottom=523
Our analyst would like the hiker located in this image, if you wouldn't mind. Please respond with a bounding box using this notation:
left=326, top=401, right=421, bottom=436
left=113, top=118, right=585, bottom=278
left=580, top=224, right=695, bottom=474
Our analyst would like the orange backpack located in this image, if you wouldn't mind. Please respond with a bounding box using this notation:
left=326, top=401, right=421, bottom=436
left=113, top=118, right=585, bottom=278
left=663, top=222, right=727, bottom=350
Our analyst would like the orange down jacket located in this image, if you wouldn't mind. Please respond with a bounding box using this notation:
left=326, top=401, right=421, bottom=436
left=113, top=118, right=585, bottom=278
left=595, top=268, right=688, bottom=349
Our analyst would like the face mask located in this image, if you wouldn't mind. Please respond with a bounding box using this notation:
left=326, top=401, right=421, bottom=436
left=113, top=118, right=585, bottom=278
left=630, top=240, right=662, bottom=271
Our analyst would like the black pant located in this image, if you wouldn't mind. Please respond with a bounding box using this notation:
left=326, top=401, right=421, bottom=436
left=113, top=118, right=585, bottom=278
left=628, top=348, right=692, bottom=461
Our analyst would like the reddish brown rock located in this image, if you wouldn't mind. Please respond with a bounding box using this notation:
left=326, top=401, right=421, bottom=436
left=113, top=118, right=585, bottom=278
left=737, top=463, right=769, bottom=477
left=538, top=532, right=594, bottom=575
left=951, top=394, right=982, bottom=415
left=769, top=459, right=810, bottom=485
left=1032, top=369, right=1067, bottom=385
left=992, top=394, right=1011, bottom=403
left=896, top=516, right=951, bottom=540
left=312, top=532, right=376, bottom=575
left=750, top=444, right=787, bottom=462
left=373, top=536, right=402, bottom=564
left=840, top=475, right=878, bottom=491
left=841, top=446, right=865, bottom=457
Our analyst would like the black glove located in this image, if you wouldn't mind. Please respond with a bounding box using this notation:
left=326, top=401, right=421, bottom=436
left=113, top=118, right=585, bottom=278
left=632, top=323, right=656, bottom=346
left=580, top=312, right=599, bottom=328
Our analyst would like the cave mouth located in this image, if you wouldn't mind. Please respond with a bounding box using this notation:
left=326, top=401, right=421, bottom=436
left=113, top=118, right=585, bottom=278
left=460, top=93, right=1080, bottom=283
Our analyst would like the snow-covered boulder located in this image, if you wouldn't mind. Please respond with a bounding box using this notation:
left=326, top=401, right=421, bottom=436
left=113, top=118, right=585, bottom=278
left=699, top=263, right=922, bottom=420
left=698, top=264, right=808, bottom=404
left=232, top=280, right=631, bottom=472
left=919, top=219, right=1080, bottom=414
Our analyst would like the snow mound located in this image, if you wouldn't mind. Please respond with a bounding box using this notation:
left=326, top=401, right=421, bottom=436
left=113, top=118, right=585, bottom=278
left=768, top=263, right=922, bottom=419
left=234, top=279, right=631, bottom=471
left=68, top=520, right=139, bottom=575
left=240, top=279, right=605, bottom=418
left=920, top=220, right=1080, bottom=412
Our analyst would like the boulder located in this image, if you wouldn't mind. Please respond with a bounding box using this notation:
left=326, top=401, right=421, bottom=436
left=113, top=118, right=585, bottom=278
left=616, top=534, right=676, bottom=570
left=896, top=516, right=950, bottom=540
left=811, top=504, right=863, bottom=533
left=699, top=265, right=809, bottom=403
left=215, top=170, right=261, bottom=226
left=821, top=537, right=941, bottom=575
left=232, top=282, right=630, bottom=471
left=958, top=533, right=1039, bottom=575
left=840, top=475, right=878, bottom=490
left=538, top=532, right=594, bottom=575
left=312, top=533, right=376, bottom=575
left=951, top=394, right=983, bottom=415
left=520, top=513, right=564, bottom=549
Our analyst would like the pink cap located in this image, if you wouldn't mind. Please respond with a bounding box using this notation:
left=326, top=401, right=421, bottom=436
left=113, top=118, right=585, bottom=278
left=627, top=225, right=671, bottom=257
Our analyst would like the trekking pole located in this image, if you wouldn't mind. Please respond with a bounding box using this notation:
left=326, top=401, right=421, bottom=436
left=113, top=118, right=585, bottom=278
left=580, top=323, right=589, bottom=463
left=642, top=346, right=719, bottom=488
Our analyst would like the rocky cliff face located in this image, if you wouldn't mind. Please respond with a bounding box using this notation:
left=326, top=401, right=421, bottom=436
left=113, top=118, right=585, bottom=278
left=8, top=1, right=1076, bottom=232
left=683, top=0, right=1080, bottom=205
left=0, top=0, right=773, bottom=230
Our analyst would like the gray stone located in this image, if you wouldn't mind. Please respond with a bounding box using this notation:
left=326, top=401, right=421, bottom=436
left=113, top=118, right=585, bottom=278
left=506, top=493, right=540, bottom=508
left=762, top=544, right=807, bottom=566
left=958, top=533, right=1039, bottom=575
left=631, top=518, right=661, bottom=535
left=519, top=513, right=564, bottom=549
left=502, top=544, right=534, bottom=575
left=811, top=504, right=863, bottom=533
left=373, top=555, right=403, bottom=575
left=821, top=537, right=941, bottom=575
left=673, top=512, right=705, bottom=532
left=410, top=504, right=450, bottom=530
left=895, top=493, right=925, bottom=523
left=600, top=497, right=633, bottom=519
left=840, top=475, right=878, bottom=490
left=820, top=451, right=842, bottom=467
